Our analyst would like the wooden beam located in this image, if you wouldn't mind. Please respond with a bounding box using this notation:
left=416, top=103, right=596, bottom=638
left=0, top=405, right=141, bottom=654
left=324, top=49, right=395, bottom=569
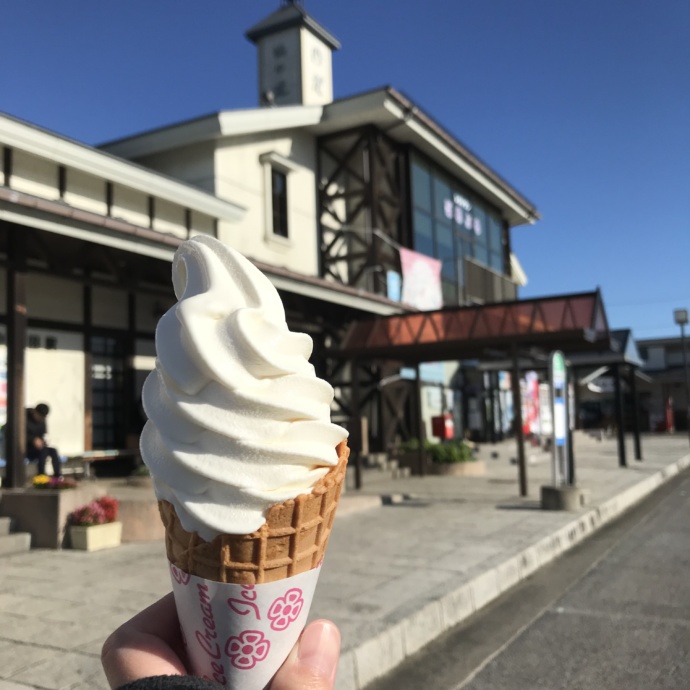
left=5, top=225, right=27, bottom=488
left=83, top=282, right=93, bottom=451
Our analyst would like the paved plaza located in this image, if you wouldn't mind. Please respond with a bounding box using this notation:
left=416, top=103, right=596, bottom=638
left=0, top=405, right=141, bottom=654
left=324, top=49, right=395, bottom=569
left=0, top=434, right=688, bottom=690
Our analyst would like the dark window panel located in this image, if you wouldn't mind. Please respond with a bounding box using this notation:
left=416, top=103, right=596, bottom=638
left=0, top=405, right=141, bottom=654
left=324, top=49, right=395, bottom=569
left=271, top=169, right=289, bottom=238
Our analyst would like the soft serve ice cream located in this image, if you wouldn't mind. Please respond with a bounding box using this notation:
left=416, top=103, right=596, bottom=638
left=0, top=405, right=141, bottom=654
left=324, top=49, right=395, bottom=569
left=140, top=235, right=348, bottom=542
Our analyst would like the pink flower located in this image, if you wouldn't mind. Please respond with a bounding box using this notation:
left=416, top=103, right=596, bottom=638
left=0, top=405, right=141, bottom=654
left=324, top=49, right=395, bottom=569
left=225, top=630, right=270, bottom=670
left=267, top=588, right=304, bottom=631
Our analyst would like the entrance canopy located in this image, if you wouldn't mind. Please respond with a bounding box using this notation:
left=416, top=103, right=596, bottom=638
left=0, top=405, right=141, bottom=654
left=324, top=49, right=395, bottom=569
left=338, top=290, right=610, bottom=363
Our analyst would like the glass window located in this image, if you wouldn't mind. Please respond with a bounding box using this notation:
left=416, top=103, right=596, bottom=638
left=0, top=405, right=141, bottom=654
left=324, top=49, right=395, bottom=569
left=271, top=169, right=288, bottom=238
left=472, top=204, right=487, bottom=246
left=411, top=160, right=432, bottom=212
left=474, top=242, right=489, bottom=265
left=489, top=250, right=504, bottom=273
left=409, top=155, right=512, bottom=305
left=487, top=214, right=503, bottom=252
left=413, top=209, right=434, bottom=257
left=436, top=223, right=455, bottom=280
left=433, top=177, right=453, bottom=222
left=442, top=279, right=457, bottom=305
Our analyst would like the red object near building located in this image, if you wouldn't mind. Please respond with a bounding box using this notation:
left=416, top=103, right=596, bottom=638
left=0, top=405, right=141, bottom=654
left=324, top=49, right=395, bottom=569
left=665, top=397, right=675, bottom=433
left=432, top=413, right=454, bottom=440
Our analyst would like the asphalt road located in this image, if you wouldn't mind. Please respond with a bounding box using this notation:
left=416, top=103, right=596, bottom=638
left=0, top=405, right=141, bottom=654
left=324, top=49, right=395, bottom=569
left=367, top=467, right=690, bottom=690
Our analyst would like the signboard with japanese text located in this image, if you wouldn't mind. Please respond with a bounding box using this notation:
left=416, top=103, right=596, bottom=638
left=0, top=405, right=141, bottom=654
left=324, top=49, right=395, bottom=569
left=550, top=351, right=570, bottom=486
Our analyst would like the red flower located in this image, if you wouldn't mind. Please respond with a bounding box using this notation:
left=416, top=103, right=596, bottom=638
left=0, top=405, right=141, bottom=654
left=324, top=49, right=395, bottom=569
left=68, top=496, right=119, bottom=526
left=225, top=630, right=270, bottom=670
left=96, top=496, right=119, bottom=522
left=267, top=588, right=304, bottom=631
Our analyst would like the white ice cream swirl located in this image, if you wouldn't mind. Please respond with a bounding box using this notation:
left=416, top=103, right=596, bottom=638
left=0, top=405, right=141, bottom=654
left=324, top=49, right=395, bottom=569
left=140, top=236, right=348, bottom=540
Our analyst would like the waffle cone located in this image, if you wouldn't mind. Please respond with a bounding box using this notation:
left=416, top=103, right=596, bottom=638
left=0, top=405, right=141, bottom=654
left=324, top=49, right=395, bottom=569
left=159, top=440, right=349, bottom=585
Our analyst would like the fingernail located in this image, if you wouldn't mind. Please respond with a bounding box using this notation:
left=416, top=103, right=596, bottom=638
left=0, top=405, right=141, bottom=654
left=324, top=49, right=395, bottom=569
left=298, top=621, right=340, bottom=684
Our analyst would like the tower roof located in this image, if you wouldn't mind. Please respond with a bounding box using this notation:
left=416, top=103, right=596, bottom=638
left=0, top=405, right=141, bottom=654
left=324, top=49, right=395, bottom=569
left=245, top=2, right=341, bottom=50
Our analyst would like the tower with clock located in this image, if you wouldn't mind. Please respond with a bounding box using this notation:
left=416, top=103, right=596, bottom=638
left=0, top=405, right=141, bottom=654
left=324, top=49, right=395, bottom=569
left=246, top=1, right=341, bottom=107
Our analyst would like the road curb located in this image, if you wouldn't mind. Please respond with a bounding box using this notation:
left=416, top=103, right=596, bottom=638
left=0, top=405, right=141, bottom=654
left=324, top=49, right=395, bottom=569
left=336, top=453, right=690, bottom=690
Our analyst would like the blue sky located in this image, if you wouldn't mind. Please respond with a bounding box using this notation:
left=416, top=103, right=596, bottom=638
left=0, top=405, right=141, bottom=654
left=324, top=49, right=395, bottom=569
left=2, top=0, right=688, bottom=339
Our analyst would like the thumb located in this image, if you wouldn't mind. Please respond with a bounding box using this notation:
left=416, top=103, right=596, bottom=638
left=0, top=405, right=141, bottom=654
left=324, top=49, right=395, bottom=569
left=270, top=620, right=341, bottom=690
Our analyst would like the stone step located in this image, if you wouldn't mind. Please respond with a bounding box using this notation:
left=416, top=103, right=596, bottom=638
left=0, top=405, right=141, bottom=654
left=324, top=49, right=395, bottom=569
left=0, top=516, right=11, bottom=536
left=0, top=532, right=31, bottom=556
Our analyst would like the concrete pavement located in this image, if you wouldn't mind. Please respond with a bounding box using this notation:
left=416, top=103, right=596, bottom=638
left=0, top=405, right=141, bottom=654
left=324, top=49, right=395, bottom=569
left=0, top=433, right=688, bottom=690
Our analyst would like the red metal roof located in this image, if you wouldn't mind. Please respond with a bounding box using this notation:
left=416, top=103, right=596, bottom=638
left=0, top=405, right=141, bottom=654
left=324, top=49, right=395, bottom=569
left=338, top=291, right=610, bottom=362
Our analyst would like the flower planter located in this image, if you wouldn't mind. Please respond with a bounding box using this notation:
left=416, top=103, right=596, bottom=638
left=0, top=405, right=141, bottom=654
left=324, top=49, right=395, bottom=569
left=0, top=485, right=106, bottom=548
left=69, top=521, right=122, bottom=551
left=429, top=460, right=486, bottom=477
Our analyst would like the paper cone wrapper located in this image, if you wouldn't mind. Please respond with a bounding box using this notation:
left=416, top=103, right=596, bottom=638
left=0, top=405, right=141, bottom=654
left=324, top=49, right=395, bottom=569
left=160, top=440, right=349, bottom=690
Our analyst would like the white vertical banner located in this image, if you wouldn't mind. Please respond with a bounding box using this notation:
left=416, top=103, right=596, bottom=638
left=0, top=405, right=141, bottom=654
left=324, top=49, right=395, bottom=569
left=399, top=248, right=442, bottom=311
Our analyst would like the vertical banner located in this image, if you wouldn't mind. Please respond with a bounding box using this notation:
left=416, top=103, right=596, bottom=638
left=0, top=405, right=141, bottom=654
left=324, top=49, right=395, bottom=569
left=399, top=248, right=442, bottom=311
left=522, top=371, right=540, bottom=436
left=550, top=351, right=570, bottom=486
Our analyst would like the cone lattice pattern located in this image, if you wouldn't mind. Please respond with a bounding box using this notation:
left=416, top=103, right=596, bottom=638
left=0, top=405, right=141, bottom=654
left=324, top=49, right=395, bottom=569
left=159, top=441, right=349, bottom=585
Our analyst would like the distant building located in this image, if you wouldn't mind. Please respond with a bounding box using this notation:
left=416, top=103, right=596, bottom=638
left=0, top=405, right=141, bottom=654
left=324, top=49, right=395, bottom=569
left=637, top=337, right=690, bottom=432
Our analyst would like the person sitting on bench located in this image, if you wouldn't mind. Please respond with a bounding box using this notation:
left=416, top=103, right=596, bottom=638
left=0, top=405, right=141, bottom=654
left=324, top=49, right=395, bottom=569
left=26, top=403, right=62, bottom=478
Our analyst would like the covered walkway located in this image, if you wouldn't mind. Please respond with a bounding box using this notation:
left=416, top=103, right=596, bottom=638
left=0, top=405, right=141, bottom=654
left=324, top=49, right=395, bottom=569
left=335, top=290, right=646, bottom=495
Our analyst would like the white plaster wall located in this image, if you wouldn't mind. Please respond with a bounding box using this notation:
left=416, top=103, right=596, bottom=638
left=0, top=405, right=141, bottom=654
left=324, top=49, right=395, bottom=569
left=190, top=211, right=215, bottom=237
left=92, top=285, right=127, bottom=329
left=26, top=273, right=82, bottom=324
left=300, top=28, right=334, bottom=106
left=10, top=150, right=60, bottom=200
left=154, top=198, right=187, bottom=238
left=111, top=184, right=149, bottom=227
left=25, top=329, right=85, bottom=456
left=215, top=131, right=319, bottom=275
left=63, top=168, right=108, bottom=215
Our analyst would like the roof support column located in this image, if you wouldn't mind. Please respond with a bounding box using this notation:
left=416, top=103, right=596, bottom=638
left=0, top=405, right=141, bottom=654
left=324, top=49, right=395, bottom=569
left=350, top=358, right=362, bottom=490
left=629, top=365, right=642, bottom=461
left=124, top=292, right=137, bottom=449
left=83, top=282, right=93, bottom=450
left=572, top=366, right=581, bottom=430
left=613, top=363, right=627, bottom=467
left=511, top=346, right=527, bottom=496
left=415, top=363, right=425, bottom=476
left=495, top=371, right=504, bottom=441
left=5, top=225, right=27, bottom=488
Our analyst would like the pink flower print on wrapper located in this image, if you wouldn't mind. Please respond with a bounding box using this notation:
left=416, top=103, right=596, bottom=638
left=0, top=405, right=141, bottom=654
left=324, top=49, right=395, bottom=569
left=267, top=588, right=304, bottom=631
left=225, top=630, right=270, bottom=670
left=170, top=564, right=191, bottom=586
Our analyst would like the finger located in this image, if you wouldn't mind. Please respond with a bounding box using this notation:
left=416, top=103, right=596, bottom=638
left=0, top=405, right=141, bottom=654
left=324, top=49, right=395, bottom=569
left=270, top=620, right=341, bottom=690
left=102, top=593, right=187, bottom=689
left=116, top=593, right=180, bottom=640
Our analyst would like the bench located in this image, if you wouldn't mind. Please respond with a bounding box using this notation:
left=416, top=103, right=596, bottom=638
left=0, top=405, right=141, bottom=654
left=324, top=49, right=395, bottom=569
left=66, top=449, right=140, bottom=479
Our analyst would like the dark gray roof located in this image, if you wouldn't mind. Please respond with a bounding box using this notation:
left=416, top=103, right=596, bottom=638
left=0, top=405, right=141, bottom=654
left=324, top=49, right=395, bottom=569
left=245, top=3, right=341, bottom=50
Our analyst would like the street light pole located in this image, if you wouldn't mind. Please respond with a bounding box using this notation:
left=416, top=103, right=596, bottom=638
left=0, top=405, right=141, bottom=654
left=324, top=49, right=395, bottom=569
left=673, top=309, right=690, bottom=447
